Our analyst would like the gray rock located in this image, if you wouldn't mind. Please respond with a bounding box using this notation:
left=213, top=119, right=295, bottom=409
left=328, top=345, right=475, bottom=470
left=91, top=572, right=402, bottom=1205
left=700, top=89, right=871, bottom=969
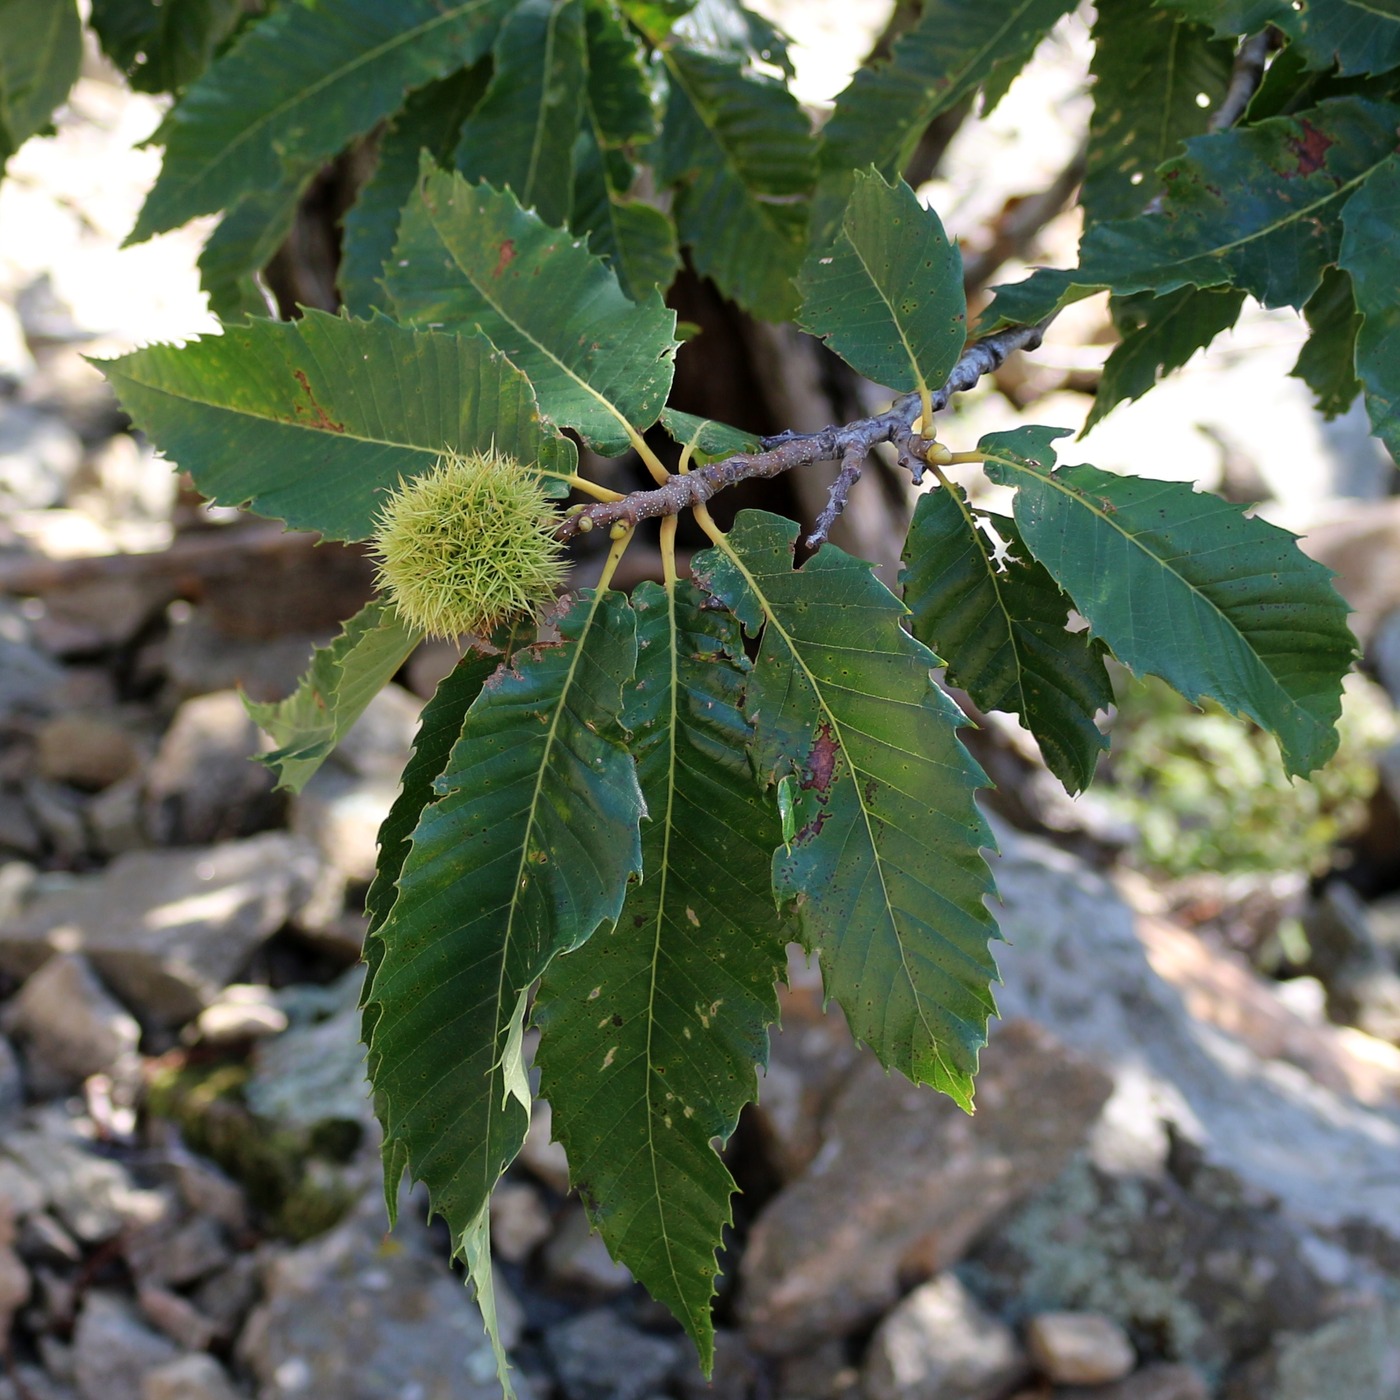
left=545, top=1309, right=680, bottom=1400
left=0, top=833, right=322, bottom=1024
left=0, top=634, right=65, bottom=719
left=489, top=1180, right=553, bottom=1264
left=330, top=684, right=422, bottom=783
left=25, top=777, right=89, bottom=863
left=737, top=1020, right=1112, bottom=1353
left=675, top=1330, right=763, bottom=1400
left=775, top=1340, right=859, bottom=1400
left=4, top=1120, right=166, bottom=1243
left=0, top=1366, right=78, bottom=1400
left=963, top=1157, right=1329, bottom=1380
left=190, top=1254, right=261, bottom=1340
left=88, top=776, right=149, bottom=858
left=194, top=985, right=288, bottom=1046
left=1224, top=1300, right=1400, bottom=1400
left=72, top=1291, right=181, bottom=1400
left=36, top=714, right=142, bottom=792
left=141, top=1354, right=245, bottom=1400
left=0, top=794, right=42, bottom=858
left=989, top=826, right=1400, bottom=1242
left=289, top=765, right=396, bottom=885
left=1024, top=1311, right=1135, bottom=1385
left=5, top=953, right=140, bottom=1087
left=0, top=1035, right=23, bottom=1125
left=0, top=405, right=82, bottom=509
left=0, top=1244, right=30, bottom=1334
left=541, top=1206, right=633, bottom=1294
left=163, top=613, right=327, bottom=705
left=144, top=691, right=281, bottom=846
left=246, top=970, right=370, bottom=1132
left=137, top=1283, right=221, bottom=1351
left=238, top=1210, right=528, bottom=1400
left=171, top=1152, right=249, bottom=1235
left=125, top=1213, right=231, bottom=1289
left=1059, top=1362, right=1209, bottom=1400
left=862, top=1274, right=1029, bottom=1400
left=519, top=1098, right=572, bottom=1194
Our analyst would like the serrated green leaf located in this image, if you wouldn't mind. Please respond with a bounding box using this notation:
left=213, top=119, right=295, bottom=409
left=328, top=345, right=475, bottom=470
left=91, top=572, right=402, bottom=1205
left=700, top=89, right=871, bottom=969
left=585, top=0, right=658, bottom=146
left=571, top=131, right=681, bottom=302
left=1340, top=151, right=1400, bottom=460
left=535, top=581, right=787, bottom=1370
left=1291, top=265, right=1363, bottom=419
left=89, top=0, right=240, bottom=94
left=98, top=311, right=577, bottom=542
left=657, top=46, right=814, bottom=320
left=798, top=170, right=966, bottom=403
left=0, top=0, right=80, bottom=167
left=197, top=166, right=312, bottom=320
left=455, top=0, right=587, bottom=228
left=388, top=166, right=678, bottom=456
left=659, top=408, right=760, bottom=464
left=692, top=511, right=1000, bottom=1109
left=986, top=96, right=1400, bottom=329
left=130, top=0, right=510, bottom=243
left=362, top=644, right=516, bottom=1180
left=340, top=67, right=492, bottom=316
left=819, top=0, right=1077, bottom=181
left=1085, top=0, right=1232, bottom=226
left=980, top=426, right=1356, bottom=777
left=903, top=487, right=1111, bottom=795
left=364, top=588, right=643, bottom=1268
left=243, top=601, right=421, bottom=794
left=618, top=0, right=697, bottom=41
left=672, top=0, right=796, bottom=76
left=1159, top=0, right=1400, bottom=77
left=1087, top=287, right=1246, bottom=430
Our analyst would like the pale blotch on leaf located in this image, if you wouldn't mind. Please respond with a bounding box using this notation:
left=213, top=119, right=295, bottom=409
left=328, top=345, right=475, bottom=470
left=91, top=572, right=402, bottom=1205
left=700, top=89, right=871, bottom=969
left=371, top=448, right=567, bottom=640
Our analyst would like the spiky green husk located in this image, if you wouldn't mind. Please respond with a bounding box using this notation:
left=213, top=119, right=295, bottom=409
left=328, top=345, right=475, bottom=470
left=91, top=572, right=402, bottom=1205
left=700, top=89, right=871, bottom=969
left=372, top=449, right=567, bottom=639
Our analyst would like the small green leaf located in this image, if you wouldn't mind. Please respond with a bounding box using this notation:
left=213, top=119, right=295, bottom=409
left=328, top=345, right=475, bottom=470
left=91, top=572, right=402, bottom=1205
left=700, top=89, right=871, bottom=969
left=798, top=170, right=966, bottom=403
left=1291, top=266, right=1363, bottom=420
left=819, top=0, right=1077, bottom=181
left=0, top=0, right=81, bottom=168
left=584, top=0, right=658, bottom=147
left=672, top=0, right=796, bottom=76
left=98, top=311, right=577, bottom=542
left=535, top=582, right=788, bottom=1369
left=693, top=511, right=1001, bottom=1110
left=659, top=408, right=760, bottom=463
left=365, top=588, right=643, bottom=1256
left=1087, top=287, right=1246, bottom=430
left=243, top=601, right=421, bottom=795
left=1084, top=0, right=1232, bottom=225
left=455, top=0, right=588, bottom=228
left=130, top=0, right=511, bottom=242
left=340, top=66, right=492, bottom=316
left=388, top=165, right=679, bottom=456
left=657, top=45, right=815, bottom=321
left=461, top=1205, right=518, bottom=1400
left=986, top=97, right=1400, bottom=329
left=1339, top=151, right=1400, bottom=459
left=903, top=486, right=1112, bottom=795
left=89, top=0, right=240, bottom=94
left=980, top=426, right=1356, bottom=777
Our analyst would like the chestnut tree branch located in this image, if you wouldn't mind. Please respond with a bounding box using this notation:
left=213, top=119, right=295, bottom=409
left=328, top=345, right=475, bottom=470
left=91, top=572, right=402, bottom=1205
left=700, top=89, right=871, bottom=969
left=555, top=321, right=1047, bottom=544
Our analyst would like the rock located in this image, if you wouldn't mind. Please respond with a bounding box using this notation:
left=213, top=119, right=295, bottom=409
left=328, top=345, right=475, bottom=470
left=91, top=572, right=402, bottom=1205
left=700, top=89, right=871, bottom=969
left=0, top=1244, right=30, bottom=1334
left=1224, top=1300, right=1400, bottom=1400
left=35, top=714, right=142, bottom=791
left=125, top=1214, right=231, bottom=1289
left=0, top=794, right=42, bottom=858
left=144, top=691, right=282, bottom=846
left=163, top=612, right=330, bottom=705
left=190, top=1254, right=260, bottom=1341
left=775, top=1339, right=860, bottom=1400
left=0, top=1035, right=24, bottom=1126
left=88, top=776, right=149, bottom=858
left=736, top=1020, right=1113, bottom=1353
left=675, top=1330, right=763, bottom=1400
left=141, top=1354, right=244, bottom=1400
left=862, top=1273, right=1029, bottom=1400
left=245, top=971, right=370, bottom=1132
left=0, top=633, right=66, bottom=720
left=752, top=947, right=860, bottom=1182
left=137, top=1284, right=221, bottom=1352
left=1024, top=1312, right=1135, bottom=1385
left=489, top=1180, right=553, bottom=1263
left=4, top=953, right=140, bottom=1087
left=194, top=985, right=288, bottom=1046
left=4, top=1120, right=166, bottom=1243
left=542, top=1206, right=634, bottom=1294
left=1058, top=1362, right=1209, bottom=1400
left=0, top=833, right=322, bottom=1024
left=0, top=404, right=82, bottom=509
left=290, top=765, right=397, bottom=885
left=72, top=1291, right=181, bottom=1400
left=25, top=777, right=89, bottom=862
left=545, top=1308, right=680, bottom=1400
left=520, top=1098, right=572, bottom=1194
left=988, top=826, right=1400, bottom=1243
left=330, top=684, right=422, bottom=783
left=238, top=1209, right=527, bottom=1400
left=0, top=1365, right=78, bottom=1400
left=171, top=1152, right=249, bottom=1235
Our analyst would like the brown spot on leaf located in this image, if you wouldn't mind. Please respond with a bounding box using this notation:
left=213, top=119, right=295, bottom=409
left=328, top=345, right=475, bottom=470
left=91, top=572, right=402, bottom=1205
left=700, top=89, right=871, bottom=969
left=802, top=722, right=838, bottom=798
left=290, top=369, right=345, bottom=433
left=1288, top=122, right=1334, bottom=177
left=493, top=240, right=516, bottom=278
